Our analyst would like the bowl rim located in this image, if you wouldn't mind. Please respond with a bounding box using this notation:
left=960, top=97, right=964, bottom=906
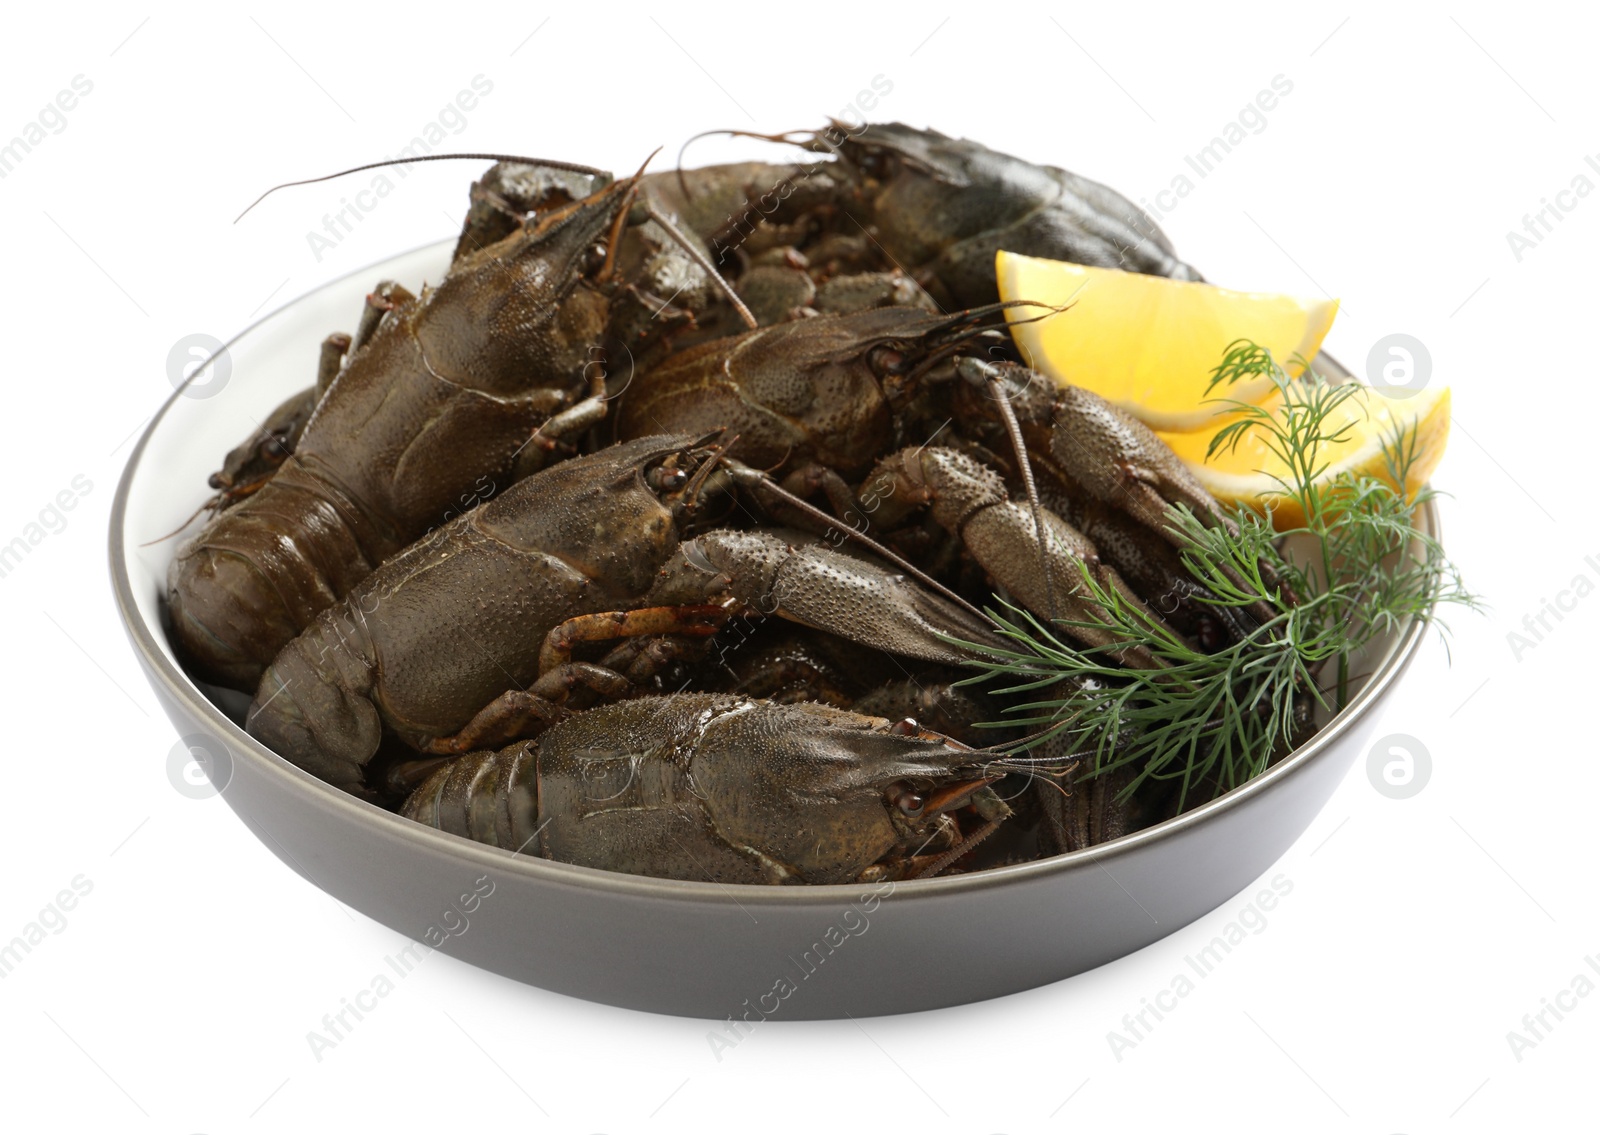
left=109, top=236, right=1437, bottom=908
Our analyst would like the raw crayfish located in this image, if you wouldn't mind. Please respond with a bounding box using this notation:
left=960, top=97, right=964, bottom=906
left=245, top=434, right=1004, bottom=795
left=400, top=693, right=1015, bottom=885
left=171, top=121, right=1293, bottom=882
left=169, top=163, right=644, bottom=690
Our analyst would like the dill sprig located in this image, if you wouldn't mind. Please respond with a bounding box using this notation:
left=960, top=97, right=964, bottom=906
left=955, top=340, right=1477, bottom=809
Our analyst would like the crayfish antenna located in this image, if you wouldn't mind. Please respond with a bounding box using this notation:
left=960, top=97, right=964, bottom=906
left=641, top=204, right=758, bottom=329
left=993, top=298, right=1076, bottom=327
left=673, top=127, right=819, bottom=198
left=141, top=494, right=225, bottom=545
left=976, top=361, right=1059, bottom=623
left=721, top=457, right=1000, bottom=632
left=630, top=146, right=664, bottom=179
left=912, top=814, right=1007, bottom=879
left=592, top=151, right=661, bottom=285
left=682, top=428, right=737, bottom=510
left=234, top=153, right=613, bottom=223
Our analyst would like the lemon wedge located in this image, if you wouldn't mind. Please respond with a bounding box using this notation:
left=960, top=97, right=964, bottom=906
left=997, top=251, right=1339, bottom=432
left=1157, top=385, right=1452, bottom=529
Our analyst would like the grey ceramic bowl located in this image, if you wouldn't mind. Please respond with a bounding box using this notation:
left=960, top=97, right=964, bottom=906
left=111, top=239, right=1434, bottom=1019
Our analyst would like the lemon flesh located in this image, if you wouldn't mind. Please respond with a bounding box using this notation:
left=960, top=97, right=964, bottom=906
left=1157, top=386, right=1452, bottom=529
left=997, top=251, right=1339, bottom=432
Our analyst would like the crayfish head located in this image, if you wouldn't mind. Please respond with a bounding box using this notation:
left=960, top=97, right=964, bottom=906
left=797, top=304, right=1017, bottom=412
left=519, top=164, right=647, bottom=290
left=820, top=121, right=967, bottom=190
left=635, top=428, right=734, bottom=526
left=487, top=434, right=722, bottom=596
left=428, top=163, right=652, bottom=387
left=693, top=701, right=1012, bottom=884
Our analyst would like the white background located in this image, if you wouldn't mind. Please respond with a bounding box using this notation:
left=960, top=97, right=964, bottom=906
left=1, top=2, right=1593, bottom=1131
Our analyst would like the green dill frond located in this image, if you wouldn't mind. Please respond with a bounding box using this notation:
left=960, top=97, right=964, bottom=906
left=956, top=339, right=1476, bottom=812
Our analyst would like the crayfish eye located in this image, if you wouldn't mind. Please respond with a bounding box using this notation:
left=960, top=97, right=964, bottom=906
left=649, top=465, right=689, bottom=493
left=886, top=782, right=926, bottom=818
left=258, top=430, right=290, bottom=462
left=867, top=345, right=907, bottom=378
left=855, top=150, right=887, bottom=179
left=581, top=242, right=608, bottom=274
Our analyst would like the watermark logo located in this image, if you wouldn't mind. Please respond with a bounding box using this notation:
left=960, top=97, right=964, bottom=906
left=707, top=75, right=892, bottom=268
left=1506, top=156, right=1600, bottom=263
left=1366, top=733, right=1430, bottom=799
left=167, top=334, right=230, bottom=399
left=167, top=732, right=234, bottom=799
left=306, top=874, right=495, bottom=1062
left=0, top=474, right=93, bottom=582
left=1366, top=333, right=1431, bottom=399
left=1506, top=558, right=1600, bottom=661
left=1106, top=874, right=1294, bottom=1061
left=0, top=874, right=93, bottom=978
left=1127, top=74, right=1294, bottom=235
left=0, top=74, right=93, bottom=180
left=1506, top=956, right=1600, bottom=1062
left=707, top=880, right=890, bottom=1062
left=589, top=337, right=637, bottom=403
left=305, top=74, right=495, bottom=263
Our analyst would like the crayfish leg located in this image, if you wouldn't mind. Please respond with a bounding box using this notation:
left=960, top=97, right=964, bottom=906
left=418, top=689, right=567, bottom=755
left=516, top=375, right=612, bottom=479
left=418, top=660, right=634, bottom=755
left=769, top=462, right=868, bottom=533
left=315, top=331, right=351, bottom=399
left=537, top=605, right=729, bottom=675
left=351, top=280, right=415, bottom=353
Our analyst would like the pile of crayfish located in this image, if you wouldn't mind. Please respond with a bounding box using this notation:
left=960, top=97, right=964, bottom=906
left=166, top=121, right=1292, bottom=885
